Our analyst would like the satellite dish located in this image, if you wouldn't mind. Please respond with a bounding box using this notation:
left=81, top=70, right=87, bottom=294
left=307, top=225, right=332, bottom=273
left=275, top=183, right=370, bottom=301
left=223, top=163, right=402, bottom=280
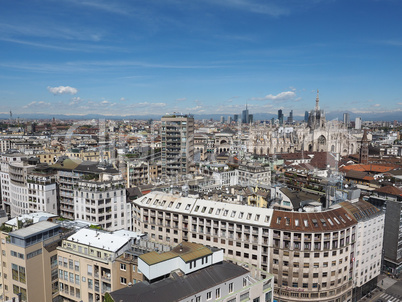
left=345, top=184, right=348, bottom=188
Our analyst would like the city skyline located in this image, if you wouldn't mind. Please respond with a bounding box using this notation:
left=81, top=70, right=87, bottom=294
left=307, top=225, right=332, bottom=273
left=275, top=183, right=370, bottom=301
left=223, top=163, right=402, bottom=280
left=1, top=0, right=402, bottom=117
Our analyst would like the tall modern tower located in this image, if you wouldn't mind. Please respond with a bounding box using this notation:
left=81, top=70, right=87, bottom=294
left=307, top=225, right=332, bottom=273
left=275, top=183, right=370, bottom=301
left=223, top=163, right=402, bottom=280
left=287, top=110, right=293, bottom=124
left=304, top=111, right=309, bottom=123
left=343, top=113, right=350, bottom=127
left=278, top=109, right=283, bottom=125
left=161, top=114, right=194, bottom=179
left=242, top=104, right=249, bottom=124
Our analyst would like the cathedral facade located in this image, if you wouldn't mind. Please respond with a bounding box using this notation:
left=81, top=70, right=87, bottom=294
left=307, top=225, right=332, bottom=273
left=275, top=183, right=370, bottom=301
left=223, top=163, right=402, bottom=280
left=248, top=92, right=360, bottom=156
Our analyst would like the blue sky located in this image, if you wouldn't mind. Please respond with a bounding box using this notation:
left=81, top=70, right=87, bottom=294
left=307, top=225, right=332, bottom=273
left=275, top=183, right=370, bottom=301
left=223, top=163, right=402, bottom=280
left=1, top=0, right=402, bottom=117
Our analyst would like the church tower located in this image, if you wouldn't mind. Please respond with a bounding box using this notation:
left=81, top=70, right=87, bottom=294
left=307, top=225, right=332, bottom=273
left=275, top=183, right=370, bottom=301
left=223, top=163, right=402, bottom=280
left=359, top=129, right=369, bottom=164
left=308, top=89, right=326, bottom=130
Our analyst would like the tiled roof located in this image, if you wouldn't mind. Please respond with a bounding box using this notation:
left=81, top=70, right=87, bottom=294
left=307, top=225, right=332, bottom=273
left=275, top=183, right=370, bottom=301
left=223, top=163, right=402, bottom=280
left=270, top=207, right=356, bottom=232
left=340, top=164, right=396, bottom=173
left=374, top=185, right=402, bottom=196
left=339, top=200, right=381, bottom=221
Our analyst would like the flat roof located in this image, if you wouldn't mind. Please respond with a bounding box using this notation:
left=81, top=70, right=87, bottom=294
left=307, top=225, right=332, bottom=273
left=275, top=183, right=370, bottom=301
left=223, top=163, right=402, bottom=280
left=140, top=242, right=213, bottom=265
left=11, top=221, right=59, bottom=238
left=66, top=228, right=131, bottom=252
left=6, top=212, right=57, bottom=227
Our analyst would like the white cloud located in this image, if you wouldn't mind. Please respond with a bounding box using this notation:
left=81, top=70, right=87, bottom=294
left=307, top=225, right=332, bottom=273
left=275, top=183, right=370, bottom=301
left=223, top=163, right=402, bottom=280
left=176, top=98, right=187, bottom=102
left=47, top=86, right=78, bottom=95
left=69, top=97, right=82, bottom=105
left=252, top=91, right=296, bottom=101
left=398, top=102, right=402, bottom=105
left=23, top=101, right=51, bottom=109
left=120, top=97, right=126, bottom=102
left=373, top=104, right=380, bottom=107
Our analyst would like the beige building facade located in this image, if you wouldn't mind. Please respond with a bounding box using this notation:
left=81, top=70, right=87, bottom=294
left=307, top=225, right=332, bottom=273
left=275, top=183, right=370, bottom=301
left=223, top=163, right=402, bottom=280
left=0, top=221, right=60, bottom=302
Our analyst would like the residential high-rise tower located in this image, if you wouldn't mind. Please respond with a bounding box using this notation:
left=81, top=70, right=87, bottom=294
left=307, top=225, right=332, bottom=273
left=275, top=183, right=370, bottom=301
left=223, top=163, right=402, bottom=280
left=161, top=114, right=194, bottom=179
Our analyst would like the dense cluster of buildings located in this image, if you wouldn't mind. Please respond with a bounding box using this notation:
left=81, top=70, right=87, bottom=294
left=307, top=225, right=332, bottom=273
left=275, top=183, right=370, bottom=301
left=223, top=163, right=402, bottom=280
left=0, top=96, right=400, bottom=302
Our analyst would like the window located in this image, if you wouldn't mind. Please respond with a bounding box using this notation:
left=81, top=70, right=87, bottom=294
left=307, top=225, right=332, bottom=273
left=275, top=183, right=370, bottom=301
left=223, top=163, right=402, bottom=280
left=229, top=282, right=233, bottom=293
left=216, top=288, right=221, bottom=298
left=87, top=265, right=93, bottom=276
left=120, top=277, right=127, bottom=284
left=120, top=263, right=126, bottom=271
left=207, top=292, right=212, bottom=300
left=243, top=277, right=248, bottom=287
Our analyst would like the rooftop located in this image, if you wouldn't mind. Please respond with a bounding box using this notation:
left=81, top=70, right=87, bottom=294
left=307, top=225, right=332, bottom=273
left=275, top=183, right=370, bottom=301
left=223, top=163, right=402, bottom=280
left=6, top=212, right=57, bottom=227
left=11, top=221, right=59, bottom=238
left=110, top=261, right=249, bottom=302
left=66, top=228, right=131, bottom=252
left=339, top=200, right=382, bottom=221
left=140, top=242, right=212, bottom=266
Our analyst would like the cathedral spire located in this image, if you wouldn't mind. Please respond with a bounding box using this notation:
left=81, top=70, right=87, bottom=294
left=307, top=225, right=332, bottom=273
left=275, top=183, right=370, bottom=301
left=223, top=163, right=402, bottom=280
left=315, top=89, right=320, bottom=111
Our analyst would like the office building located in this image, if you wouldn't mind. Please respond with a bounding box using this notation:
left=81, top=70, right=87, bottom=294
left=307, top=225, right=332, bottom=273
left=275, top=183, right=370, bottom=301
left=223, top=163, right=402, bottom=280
left=343, top=113, right=350, bottom=127
left=383, top=198, right=402, bottom=276
left=161, top=114, right=194, bottom=178
left=242, top=106, right=249, bottom=124
left=278, top=110, right=283, bottom=126
left=355, top=117, right=362, bottom=130
left=304, top=111, right=309, bottom=123
left=131, top=192, right=382, bottom=302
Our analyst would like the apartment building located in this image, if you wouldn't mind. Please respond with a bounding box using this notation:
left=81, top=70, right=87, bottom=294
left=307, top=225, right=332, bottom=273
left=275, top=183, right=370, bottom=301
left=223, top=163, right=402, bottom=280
left=126, top=161, right=150, bottom=187
left=56, top=228, right=142, bottom=302
left=0, top=221, right=61, bottom=302
left=26, top=165, right=58, bottom=215
left=110, top=242, right=274, bottom=302
left=340, top=201, right=384, bottom=300
left=51, top=158, right=82, bottom=220
left=131, top=192, right=383, bottom=302
left=73, top=178, right=131, bottom=231
left=52, top=158, right=123, bottom=220
left=161, top=114, right=194, bottom=178
left=0, top=154, right=58, bottom=218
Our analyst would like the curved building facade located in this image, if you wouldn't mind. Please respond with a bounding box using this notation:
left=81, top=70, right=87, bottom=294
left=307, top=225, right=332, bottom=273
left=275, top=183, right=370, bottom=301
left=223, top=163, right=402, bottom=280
left=270, top=209, right=356, bottom=302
